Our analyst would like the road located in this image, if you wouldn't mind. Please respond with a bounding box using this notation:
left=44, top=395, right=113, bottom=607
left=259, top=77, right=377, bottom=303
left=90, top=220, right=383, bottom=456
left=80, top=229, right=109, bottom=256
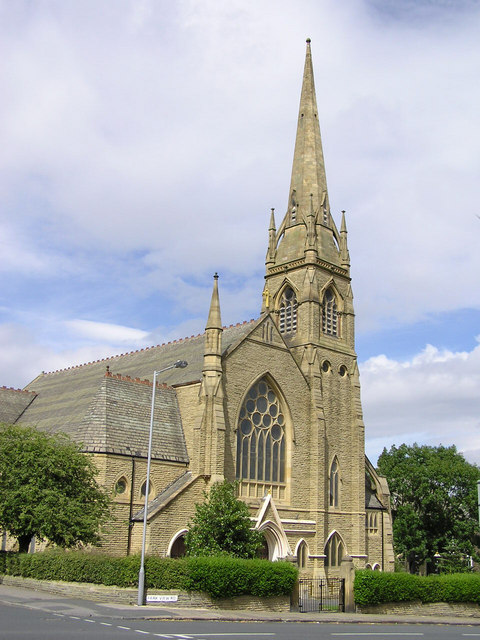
left=1, top=584, right=480, bottom=640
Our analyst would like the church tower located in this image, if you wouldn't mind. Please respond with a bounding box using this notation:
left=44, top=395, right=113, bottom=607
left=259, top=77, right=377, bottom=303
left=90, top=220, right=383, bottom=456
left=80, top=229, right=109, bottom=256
left=262, top=38, right=354, bottom=360
left=262, top=39, right=366, bottom=575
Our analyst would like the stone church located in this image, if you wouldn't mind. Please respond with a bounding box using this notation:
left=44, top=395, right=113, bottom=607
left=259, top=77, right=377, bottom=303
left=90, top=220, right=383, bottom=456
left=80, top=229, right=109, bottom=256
left=1, top=40, right=394, bottom=575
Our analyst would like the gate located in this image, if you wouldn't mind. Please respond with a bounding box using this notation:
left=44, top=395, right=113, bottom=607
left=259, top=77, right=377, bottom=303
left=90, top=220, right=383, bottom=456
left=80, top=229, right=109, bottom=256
left=298, top=577, right=345, bottom=612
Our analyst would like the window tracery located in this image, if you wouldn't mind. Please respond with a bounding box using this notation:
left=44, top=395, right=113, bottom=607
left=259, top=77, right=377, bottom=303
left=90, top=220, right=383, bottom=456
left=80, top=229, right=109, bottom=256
left=324, top=533, right=345, bottom=568
left=236, top=378, right=286, bottom=500
left=322, top=288, right=338, bottom=336
left=279, top=287, right=297, bottom=335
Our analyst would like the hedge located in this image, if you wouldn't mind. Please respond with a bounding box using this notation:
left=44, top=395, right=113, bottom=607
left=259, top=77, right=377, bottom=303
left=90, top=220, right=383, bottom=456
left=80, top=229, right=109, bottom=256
left=0, top=551, right=297, bottom=599
left=354, top=570, right=480, bottom=607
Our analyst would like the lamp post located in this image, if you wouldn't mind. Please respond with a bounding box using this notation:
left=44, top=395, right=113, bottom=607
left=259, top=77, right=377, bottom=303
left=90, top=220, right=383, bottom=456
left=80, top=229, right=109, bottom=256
left=137, top=359, right=188, bottom=606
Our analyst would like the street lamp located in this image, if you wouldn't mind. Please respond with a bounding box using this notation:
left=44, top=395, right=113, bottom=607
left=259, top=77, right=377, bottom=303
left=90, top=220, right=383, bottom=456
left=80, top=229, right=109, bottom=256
left=137, top=359, right=188, bottom=606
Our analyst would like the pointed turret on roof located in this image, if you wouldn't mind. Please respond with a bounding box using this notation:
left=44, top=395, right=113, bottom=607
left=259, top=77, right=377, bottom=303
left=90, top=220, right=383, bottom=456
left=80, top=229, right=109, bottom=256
left=203, top=273, right=222, bottom=374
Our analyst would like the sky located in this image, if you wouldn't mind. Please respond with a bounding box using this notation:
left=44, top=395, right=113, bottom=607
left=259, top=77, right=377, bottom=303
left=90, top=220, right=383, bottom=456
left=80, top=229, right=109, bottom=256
left=1, top=0, right=479, bottom=465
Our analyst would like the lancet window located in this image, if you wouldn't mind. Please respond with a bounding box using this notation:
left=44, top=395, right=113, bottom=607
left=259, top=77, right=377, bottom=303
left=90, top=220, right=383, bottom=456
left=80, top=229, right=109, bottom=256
left=329, top=458, right=340, bottom=508
left=279, top=287, right=297, bottom=335
left=324, top=533, right=345, bottom=568
left=236, top=378, right=286, bottom=501
left=322, top=288, right=338, bottom=336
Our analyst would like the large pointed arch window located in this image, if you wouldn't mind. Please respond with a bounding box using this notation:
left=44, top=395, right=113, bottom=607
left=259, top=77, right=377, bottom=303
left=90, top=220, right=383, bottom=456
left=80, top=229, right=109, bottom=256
left=236, top=378, right=286, bottom=501
left=324, top=533, right=345, bottom=568
left=279, top=287, right=297, bottom=335
left=322, top=288, right=338, bottom=336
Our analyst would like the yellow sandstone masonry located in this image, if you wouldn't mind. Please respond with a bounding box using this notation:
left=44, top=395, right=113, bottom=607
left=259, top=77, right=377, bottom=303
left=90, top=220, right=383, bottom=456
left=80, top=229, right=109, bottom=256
left=0, top=40, right=394, bottom=575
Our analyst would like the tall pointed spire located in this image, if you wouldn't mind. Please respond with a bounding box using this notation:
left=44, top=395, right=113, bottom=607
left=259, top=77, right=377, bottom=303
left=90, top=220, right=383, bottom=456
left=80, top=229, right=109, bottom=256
left=287, top=38, right=329, bottom=228
left=272, top=39, right=341, bottom=269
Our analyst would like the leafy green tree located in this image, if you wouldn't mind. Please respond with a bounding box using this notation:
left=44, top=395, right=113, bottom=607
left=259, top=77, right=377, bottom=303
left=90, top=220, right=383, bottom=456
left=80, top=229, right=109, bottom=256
left=185, top=480, right=263, bottom=558
left=0, top=423, right=110, bottom=553
left=377, top=443, right=480, bottom=573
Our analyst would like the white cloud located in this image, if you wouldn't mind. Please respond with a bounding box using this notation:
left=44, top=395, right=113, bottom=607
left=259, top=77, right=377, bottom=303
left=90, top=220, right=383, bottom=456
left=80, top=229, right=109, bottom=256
left=361, top=338, right=480, bottom=465
left=65, top=319, right=149, bottom=344
left=0, top=0, right=479, bottom=425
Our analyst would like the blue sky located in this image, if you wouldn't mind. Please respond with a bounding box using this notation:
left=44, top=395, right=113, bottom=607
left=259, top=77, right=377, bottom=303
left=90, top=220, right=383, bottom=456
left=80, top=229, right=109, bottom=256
left=1, top=0, right=479, bottom=464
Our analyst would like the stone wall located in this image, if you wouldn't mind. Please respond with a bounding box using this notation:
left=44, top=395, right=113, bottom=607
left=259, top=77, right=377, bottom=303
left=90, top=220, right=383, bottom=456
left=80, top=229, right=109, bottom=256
left=358, top=601, right=480, bottom=617
left=0, top=575, right=290, bottom=611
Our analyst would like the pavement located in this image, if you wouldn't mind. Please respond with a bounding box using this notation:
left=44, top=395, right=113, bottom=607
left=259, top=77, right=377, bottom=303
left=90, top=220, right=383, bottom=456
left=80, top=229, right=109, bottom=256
left=2, top=582, right=480, bottom=627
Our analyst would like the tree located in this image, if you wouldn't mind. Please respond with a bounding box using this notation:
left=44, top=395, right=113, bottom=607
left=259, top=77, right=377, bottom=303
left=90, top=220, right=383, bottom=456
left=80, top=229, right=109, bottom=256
left=377, top=443, right=480, bottom=573
left=185, top=480, right=263, bottom=558
left=0, top=423, right=110, bottom=553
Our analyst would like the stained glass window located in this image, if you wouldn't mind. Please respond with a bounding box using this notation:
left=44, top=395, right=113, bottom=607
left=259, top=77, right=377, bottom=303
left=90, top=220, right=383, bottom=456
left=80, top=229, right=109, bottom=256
left=236, top=378, right=286, bottom=495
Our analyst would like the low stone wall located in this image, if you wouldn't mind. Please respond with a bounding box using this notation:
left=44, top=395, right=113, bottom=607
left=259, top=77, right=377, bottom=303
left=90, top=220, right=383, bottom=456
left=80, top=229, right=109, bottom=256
left=0, top=575, right=290, bottom=611
left=357, top=601, right=480, bottom=617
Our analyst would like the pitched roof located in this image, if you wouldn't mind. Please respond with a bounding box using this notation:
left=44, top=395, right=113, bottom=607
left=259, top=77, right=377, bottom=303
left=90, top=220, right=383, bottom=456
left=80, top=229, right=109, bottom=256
left=0, top=387, right=37, bottom=424
left=19, top=321, right=255, bottom=449
left=132, top=470, right=196, bottom=521
left=77, top=374, right=189, bottom=461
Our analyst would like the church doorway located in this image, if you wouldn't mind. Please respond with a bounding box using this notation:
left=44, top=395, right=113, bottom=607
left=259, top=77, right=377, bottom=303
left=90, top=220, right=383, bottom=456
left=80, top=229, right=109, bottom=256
left=168, top=530, right=187, bottom=558
left=256, top=536, right=269, bottom=559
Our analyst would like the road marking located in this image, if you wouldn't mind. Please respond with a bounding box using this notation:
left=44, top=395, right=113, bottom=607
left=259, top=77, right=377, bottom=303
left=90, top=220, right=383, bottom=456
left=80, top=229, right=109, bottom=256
left=100, top=621, right=113, bottom=626
left=135, top=631, right=151, bottom=635
left=52, top=613, right=64, bottom=617
left=83, top=619, right=95, bottom=623
left=69, top=616, right=80, bottom=619
left=331, top=635, right=424, bottom=637
left=118, top=625, right=132, bottom=630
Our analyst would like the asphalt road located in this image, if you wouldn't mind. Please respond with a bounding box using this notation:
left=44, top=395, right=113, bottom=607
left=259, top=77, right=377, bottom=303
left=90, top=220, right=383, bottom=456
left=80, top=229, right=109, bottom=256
left=1, top=584, right=480, bottom=640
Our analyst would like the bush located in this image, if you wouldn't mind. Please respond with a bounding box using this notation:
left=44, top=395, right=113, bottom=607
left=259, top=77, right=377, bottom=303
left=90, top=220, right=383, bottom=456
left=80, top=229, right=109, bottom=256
left=0, top=551, right=297, bottom=599
left=354, top=570, right=480, bottom=606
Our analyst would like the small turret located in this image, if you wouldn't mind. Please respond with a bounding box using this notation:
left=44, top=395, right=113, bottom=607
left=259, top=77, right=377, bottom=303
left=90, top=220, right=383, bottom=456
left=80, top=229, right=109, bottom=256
left=340, top=210, right=350, bottom=270
left=203, top=273, right=222, bottom=373
left=266, top=208, right=277, bottom=268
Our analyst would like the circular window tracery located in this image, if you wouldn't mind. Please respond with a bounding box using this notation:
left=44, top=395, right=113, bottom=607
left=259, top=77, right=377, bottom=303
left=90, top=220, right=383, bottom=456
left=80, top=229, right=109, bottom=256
left=236, top=378, right=286, bottom=484
left=115, top=477, right=127, bottom=495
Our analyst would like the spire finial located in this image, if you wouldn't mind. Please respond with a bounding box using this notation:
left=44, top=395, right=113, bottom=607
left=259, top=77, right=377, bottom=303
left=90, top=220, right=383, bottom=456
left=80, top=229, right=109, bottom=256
left=306, top=37, right=311, bottom=44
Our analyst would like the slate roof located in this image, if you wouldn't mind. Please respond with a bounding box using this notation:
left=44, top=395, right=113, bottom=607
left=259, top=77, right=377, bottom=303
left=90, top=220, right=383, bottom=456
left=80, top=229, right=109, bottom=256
left=365, top=486, right=385, bottom=510
left=0, top=387, right=37, bottom=424
left=132, top=470, right=196, bottom=520
left=17, top=321, right=255, bottom=459
left=76, top=374, right=189, bottom=461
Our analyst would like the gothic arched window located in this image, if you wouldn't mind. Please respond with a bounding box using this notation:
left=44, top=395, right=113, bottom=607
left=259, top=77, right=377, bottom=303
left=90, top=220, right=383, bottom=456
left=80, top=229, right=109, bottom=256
left=297, top=540, right=308, bottom=569
left=279, top=287, right=297, bottom=335
left=236, top=378, right=286, bottom=501
left=329, top=458, right=340, bottom=508
left=324, top=533, right=345, bottom=568
left=322, top=288, right=338, bottom=336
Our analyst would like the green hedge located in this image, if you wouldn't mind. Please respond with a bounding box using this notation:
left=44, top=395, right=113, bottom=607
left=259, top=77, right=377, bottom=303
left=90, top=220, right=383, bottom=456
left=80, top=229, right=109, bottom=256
left=354, top=570, right=480, bottom=607
left=0, top=551, right=297, bottom=599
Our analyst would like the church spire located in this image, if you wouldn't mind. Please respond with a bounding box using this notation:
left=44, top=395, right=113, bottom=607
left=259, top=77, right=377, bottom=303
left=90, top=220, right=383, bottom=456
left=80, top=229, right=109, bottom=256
left=271, top=39, right=340, bottom=268
left=287, top=38, right=329, bottom=228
